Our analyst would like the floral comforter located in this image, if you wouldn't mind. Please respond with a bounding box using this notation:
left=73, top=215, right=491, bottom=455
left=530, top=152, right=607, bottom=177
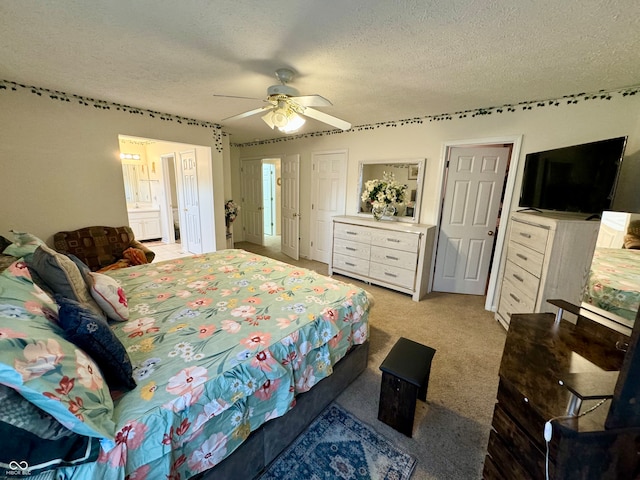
left=583, top=247, right=640, bottom=322
left=58, top=249, right=370, bottom=479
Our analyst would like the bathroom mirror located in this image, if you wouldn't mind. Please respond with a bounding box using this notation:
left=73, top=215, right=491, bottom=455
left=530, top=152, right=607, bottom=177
left=122, top=163, right=152, bottom=205
left=581, top=210, right=640, bottom=333
left=356, top=158, right=425, bottom=223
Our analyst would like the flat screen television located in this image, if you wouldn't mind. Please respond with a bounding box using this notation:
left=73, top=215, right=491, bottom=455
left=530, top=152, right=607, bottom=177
left=519, top=136, right=627, bottom=215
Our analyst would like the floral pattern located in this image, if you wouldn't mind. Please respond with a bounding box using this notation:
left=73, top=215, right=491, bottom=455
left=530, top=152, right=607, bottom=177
left=51, top=249, right=370, bottom=479
left=583, top=247, right=640, bottom=321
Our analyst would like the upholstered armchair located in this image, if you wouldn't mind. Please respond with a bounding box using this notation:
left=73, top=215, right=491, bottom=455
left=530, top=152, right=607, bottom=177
left=53, top=226, right=155, bottom=271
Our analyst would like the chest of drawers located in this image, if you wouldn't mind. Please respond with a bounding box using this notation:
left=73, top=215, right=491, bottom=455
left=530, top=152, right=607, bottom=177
left=495, top=212, right=599, bottom=328
left=329, top=216, right=435, bottom=301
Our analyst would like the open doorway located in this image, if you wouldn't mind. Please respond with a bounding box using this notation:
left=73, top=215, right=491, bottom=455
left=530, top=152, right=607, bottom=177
left=241, top=154, right=300, bottom=260
left=262, top=158, right=282, bottom=250
left=118, top=135, right=217, bottom=260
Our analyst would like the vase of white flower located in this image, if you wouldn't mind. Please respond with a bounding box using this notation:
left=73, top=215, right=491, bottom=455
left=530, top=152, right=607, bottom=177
left=361, top=172, right=407, bottom=221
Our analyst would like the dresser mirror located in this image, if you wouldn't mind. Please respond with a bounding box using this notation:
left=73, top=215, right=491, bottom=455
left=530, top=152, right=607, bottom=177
left=356, top=158, right=425, bottom=223
left=581, top=210, right=640, bottom=332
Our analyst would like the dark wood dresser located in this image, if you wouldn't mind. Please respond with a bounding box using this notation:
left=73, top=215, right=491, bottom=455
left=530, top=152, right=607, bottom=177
left=483, top=311, right=640, bottom=479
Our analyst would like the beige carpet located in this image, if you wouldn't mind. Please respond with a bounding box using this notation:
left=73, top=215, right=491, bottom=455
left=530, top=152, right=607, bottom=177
left=235, top=241, right=507, bottom=479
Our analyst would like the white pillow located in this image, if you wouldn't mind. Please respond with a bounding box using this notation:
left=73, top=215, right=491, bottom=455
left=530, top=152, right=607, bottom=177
left=87, top=272, right=129, bottom=322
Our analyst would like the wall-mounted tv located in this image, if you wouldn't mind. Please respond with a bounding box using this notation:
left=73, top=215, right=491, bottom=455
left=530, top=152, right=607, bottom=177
left=519, top=136, right=627, bottom=215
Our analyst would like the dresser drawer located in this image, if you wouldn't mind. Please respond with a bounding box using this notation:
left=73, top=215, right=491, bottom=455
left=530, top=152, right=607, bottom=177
left=498, top=280, right=536, bottom=321
left=370, top=229, right=419, bottom=252
left=507, top=241, right=544, bottom=277
left=333, top=238, right=371, bottom=260
left=370, top=247, right=417, bottom=269
left=510, top=220, right=549, bottom=254
left=491, top=404, right=546, bottom=478
left=332, top=253, right=369, bottom=276
left=503, top=260, right=540, bottom=295
left=369, top=262, right=415, bottom=289
left=334, top=223, right=372, bottom=243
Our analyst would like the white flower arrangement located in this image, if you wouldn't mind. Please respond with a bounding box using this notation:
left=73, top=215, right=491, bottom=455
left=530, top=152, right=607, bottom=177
left=360, top=171, right=408, bottom=208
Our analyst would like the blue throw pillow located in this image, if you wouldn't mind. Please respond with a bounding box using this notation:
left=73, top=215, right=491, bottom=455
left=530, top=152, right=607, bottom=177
left=55, top=295, right=137, bottom=393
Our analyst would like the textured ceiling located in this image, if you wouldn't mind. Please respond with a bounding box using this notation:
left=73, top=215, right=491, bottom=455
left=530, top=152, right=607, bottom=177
left=2, top=1, right=640, bottom=144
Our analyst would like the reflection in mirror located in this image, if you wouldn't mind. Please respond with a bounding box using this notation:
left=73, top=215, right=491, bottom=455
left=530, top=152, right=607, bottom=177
left=357, top=159, right=425, bottom=223
left=122, top=163, right=152, bottom=206
left=582, top=211, right=640, bottom=331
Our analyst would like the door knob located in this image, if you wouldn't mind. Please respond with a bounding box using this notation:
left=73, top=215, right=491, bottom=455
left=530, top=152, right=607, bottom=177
left=488, top=230, right=494, bottom=236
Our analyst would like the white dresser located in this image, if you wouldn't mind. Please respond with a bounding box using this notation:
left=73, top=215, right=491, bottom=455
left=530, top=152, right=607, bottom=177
left=495, top=211, right=600, bottom=329
left=329, top=216, right=435, bottom=301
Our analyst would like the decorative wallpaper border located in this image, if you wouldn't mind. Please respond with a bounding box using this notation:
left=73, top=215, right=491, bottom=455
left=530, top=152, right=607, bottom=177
left=233, top=84, right=640, bottom=147
left=3, top=79, right=638, bottom=151
left=0, top=80, right=225, bottom=153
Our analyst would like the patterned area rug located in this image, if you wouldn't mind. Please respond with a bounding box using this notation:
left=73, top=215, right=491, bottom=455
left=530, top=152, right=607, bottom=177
left=259, top=403, right=417, bottom=480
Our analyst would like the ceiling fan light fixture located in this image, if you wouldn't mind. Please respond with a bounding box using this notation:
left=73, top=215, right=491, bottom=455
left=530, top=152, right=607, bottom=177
left=278, top=112, right=306, bottom=133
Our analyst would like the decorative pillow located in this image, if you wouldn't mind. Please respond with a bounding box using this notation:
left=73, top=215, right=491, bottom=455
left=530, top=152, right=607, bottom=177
left=86, top=272, right=129, bottom=322
left=0, top=264, right=116, bottom=443
left=2, top=231, right=45, bottom=257
left=123, top=247, right=149, bottom=266
left=0, top=384, right=100, bottom=476
left=55, top=295, right=136, bottom=393
left=26, top=245, right=106, bottom=321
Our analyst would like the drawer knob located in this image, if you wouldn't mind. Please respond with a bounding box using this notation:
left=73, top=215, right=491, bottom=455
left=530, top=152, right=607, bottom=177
left=346, top=247, right=356, bottom=251
left=519, top=232, right=532, bottom=239
left=516, top=253, right=528, bottom=261
left=388, top=238, right=400, bottom=243
left=346, top=262, right=355, bottom=267
left=384, top=272, right=398, bottom=278
left=512, top=274, right=523, bottom=282
left=346, top=231, right=357, bottom=235
left=509, top=293, right=521, bottom=302
left=524, top=397, right=529, bottom=403
left=386, top=255, right=399, bottom=260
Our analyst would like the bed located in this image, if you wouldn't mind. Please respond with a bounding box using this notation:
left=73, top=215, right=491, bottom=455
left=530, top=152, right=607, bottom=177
left=0, top=247, right=371, bottom=480
left=582, top=247, right=640, bottom=325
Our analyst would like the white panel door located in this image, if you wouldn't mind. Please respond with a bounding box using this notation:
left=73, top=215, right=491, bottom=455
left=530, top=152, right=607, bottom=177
left=179, top=150, right=202, bottom=254
left=241, top=159, right=263, bottom=245
left=433, top=146, right=510, bottom=294
left=310, top=150, right=348, bottom=264
left=281, top=154, right=300, bottom=260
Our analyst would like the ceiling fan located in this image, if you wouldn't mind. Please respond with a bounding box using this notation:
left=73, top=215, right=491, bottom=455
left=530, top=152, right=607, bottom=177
left=217, top=68, right=351, bottom=133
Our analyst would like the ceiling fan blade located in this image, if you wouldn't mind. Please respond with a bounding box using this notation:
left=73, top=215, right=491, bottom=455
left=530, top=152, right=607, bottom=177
left=212, top=94, right=263, bottom=101
left=302, top=107, right=351, bottom=131
left=222, top=105, right=273, bottom=122
left=292, top=95, right=332, bottom=107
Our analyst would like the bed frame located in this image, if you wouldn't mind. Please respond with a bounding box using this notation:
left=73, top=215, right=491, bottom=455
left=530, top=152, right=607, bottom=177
left=198, top=340, right=370, bottom=479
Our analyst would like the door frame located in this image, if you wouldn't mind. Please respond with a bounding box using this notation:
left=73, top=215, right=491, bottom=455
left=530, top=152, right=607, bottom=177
left=432, top=135, right=523, bottom=311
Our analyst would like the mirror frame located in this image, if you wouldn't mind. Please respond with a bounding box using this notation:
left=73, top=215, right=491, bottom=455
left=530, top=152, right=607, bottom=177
left=356, top=158, right=425, bottom=223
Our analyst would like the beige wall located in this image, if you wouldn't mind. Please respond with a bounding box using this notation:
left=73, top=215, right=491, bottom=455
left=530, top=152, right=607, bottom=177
left=231, top=95, right=640, bottom=258
left=0, top=88, right=229, bottom=247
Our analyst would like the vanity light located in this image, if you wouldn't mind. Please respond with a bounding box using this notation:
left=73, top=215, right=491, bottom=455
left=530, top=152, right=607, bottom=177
left=120, top=153, right=141, bottom=160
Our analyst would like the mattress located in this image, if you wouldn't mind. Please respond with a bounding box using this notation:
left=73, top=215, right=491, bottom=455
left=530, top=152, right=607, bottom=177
left=56, top=249, right=370, bottom=479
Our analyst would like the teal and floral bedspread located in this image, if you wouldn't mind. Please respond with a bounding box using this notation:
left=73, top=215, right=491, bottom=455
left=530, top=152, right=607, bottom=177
left=59, top=249, right=370, bottom=480
left=583, top=247, right=640, bottom=322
